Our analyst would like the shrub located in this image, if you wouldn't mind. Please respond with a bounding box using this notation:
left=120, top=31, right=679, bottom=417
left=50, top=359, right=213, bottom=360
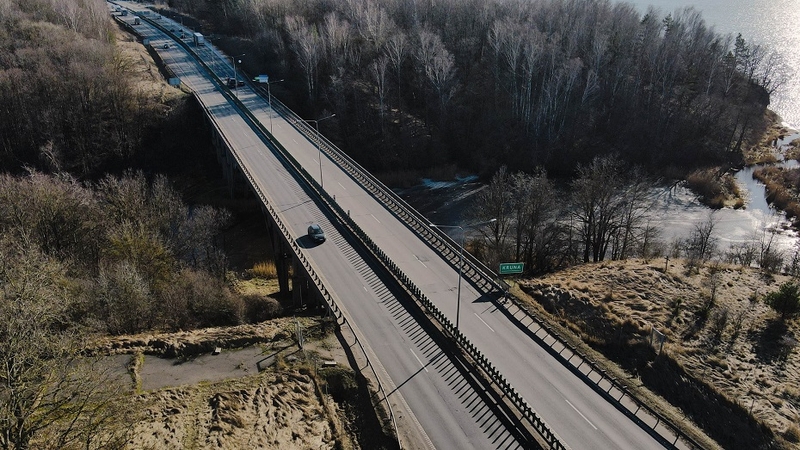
left=784, top=424, right=800, bottom=443
left=764, top=282, right=800, bottom=320
left=243, top=294, right=283, bottom=323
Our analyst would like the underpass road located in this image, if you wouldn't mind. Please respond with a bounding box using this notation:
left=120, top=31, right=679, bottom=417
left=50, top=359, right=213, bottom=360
left=115, top=3, right=530, bottom=449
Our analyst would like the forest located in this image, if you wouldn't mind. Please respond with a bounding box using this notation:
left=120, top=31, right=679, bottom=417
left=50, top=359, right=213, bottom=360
left=166, top=0, right=785, bottom=177
left=0, top=0, right=790, bottom=447
left=0, top=1, right=282, bottom=447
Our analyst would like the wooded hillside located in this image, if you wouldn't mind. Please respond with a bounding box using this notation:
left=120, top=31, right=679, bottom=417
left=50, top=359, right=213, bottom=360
left=166, top=0, right=785, bottom=176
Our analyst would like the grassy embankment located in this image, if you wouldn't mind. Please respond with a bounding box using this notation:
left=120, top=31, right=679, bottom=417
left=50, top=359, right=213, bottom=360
left=515, top=258, right=799, bottom=449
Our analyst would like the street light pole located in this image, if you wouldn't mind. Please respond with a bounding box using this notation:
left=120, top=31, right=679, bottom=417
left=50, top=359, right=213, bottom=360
left=430, top=218, right=497, bottom=330
left=304, top=114, right=336, bottom=189
left=266, top=78, right=285, bottom=134
left=230, top=53, right=245, bottom=97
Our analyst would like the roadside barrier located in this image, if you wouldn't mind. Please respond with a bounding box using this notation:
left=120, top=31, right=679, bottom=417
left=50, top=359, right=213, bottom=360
left=136, top=11, right=701, bottom=449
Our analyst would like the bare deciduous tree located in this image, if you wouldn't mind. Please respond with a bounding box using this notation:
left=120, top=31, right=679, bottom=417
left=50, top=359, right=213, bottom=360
left=571, top=155, right=627, bottom=262
left=0, top=242, right=133, bottom=450
left=285, top=15, right=322, bottom=100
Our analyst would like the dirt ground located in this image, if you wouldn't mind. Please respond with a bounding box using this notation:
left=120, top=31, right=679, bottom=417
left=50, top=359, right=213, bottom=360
left=114, top=24, right=185, bottom=104
left=92, top=312, right=377, bottom=450
left=129, top=371, right=335, bottom=450
left=518, top=258, right=799, bottom=449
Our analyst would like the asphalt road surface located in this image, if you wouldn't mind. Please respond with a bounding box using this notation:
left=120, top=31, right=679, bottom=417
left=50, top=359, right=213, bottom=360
left=115, top=4, right=531, bottom=449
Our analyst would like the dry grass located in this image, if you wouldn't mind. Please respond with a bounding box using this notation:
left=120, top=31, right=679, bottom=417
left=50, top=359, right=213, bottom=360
left=128, top=371, right=336, bottom=450
left=743, top=110, right=792, bottom=165
left=685, top=168, right=744, bottom=209
left=520, top=258, right=800, bottom=449
left=753, top=166, right=800, bottom=223
left=251, top=260, right=278, bottom=278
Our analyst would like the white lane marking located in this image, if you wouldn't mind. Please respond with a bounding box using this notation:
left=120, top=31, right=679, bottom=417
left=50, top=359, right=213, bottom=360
left=292, top=138, right=298, bottom=144
left=371, top=214, right=381, bottom=223
left=338, top=182, right=346, bottom=190
left=414, top=255, right=428, bottom=268
left=410, top=349, right=429, bottom=373
left=474, top=313, right=495, bottom=332
left=363, top=286, right=368, bottom=292
left=565, top=399, right=598, bottom=430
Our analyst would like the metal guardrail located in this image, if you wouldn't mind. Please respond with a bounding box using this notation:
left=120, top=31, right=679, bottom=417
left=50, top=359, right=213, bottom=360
left=161, top=26, right=566, bottom=450
left=124, top=11, right=408, bottom=448
left=182, top=43, right=406, bottom=450
left=232, top=98, right=568, bottom=449
left=257, top=78, right=705, bottom=450
left=136, top=10, right=701, bottom=449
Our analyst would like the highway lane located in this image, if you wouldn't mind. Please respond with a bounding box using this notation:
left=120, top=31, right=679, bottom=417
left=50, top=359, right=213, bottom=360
left=220, top=77, right=666, bottom=448
left=150, top=18, right=675, bottom=450
left=259, top=111, right=665, bottom=450
left=115, top=5, right=529, bottom=449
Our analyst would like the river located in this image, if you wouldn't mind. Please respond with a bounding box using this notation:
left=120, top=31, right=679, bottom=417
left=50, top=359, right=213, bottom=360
left=396, top=130, right=800, bottom=259
left=618, top=0, right=800, bottom=253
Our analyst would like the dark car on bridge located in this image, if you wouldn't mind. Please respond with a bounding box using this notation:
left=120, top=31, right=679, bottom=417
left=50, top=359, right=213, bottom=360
left=226, top=77, right=245, bottom=88
left=307, top=224, right=326, bottom=243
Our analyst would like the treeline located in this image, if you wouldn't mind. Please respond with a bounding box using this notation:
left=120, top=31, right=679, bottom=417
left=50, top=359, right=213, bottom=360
left=0, top=171, right=278, bottom=334
left=0, top=0, right=161, bottom=177
left=468, top=156, right=793, bottom=274
left=0, top=170, right=288, bottom=450
left=166, top=0, right=784, bottom=176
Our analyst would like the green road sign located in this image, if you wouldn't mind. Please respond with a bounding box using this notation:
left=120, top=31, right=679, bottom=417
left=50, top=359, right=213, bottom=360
left=499, top=262, right=524, bottom=275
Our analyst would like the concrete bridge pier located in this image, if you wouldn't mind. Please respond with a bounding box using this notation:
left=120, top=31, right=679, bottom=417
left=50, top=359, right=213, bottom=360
left=264, top=212, right=291, bottom=297
left=209, top=120, right=250, bottom=198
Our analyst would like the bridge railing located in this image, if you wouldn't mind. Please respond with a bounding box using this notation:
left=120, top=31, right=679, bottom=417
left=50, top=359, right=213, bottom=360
left=142, top=12, right=699, bottom=449
left=261, top=93, right=502, bottom=296
left=180, top=35, right=566, bottom=450
left=132, top=12, right=408, bottom=448
left=257, top=78, right=706, bottom=450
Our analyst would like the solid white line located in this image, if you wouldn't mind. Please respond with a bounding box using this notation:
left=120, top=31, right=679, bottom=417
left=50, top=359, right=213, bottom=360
left=474, top=313, right=495, bottom=332
left=414, top=255, right=427, bottom=268
left=371, top=214, right=381, bottom=223
left=410, top=349, right=429, bottom=373
left=565, top=399, right=598, bottom=430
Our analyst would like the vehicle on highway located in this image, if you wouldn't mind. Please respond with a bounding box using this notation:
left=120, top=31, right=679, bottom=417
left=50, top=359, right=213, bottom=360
left=226, top=77, right=245, bottom=88
left=307, top=224, right=326, bottom=243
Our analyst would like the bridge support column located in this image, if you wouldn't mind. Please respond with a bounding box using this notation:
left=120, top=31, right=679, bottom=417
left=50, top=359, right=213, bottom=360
left=291, top=258, right=305, bottom=308
left=264, top=210, right=290, bottom=296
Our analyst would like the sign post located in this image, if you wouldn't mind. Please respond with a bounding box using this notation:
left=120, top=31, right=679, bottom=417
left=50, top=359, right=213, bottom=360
left=499, top=262, right=524, bottom=275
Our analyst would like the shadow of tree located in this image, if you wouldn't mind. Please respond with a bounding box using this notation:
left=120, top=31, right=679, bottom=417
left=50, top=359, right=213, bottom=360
left=752, top=319, right=795, bottom=364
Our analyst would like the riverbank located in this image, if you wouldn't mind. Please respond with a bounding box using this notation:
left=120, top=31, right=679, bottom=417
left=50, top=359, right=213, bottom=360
left=686, top=110, right=800, bottom=214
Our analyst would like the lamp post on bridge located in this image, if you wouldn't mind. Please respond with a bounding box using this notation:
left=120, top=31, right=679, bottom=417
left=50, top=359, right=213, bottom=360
left=230, top=53, right=245, bottom=97
left=304, top=114, right=336, bottom=190
left=429, top=219, right=497, bottom=330
left=266, top=78, right=285, bottom=134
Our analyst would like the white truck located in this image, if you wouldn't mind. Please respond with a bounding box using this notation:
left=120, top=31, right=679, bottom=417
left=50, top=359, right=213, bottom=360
left=193, top=32, right=204, bottom=46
